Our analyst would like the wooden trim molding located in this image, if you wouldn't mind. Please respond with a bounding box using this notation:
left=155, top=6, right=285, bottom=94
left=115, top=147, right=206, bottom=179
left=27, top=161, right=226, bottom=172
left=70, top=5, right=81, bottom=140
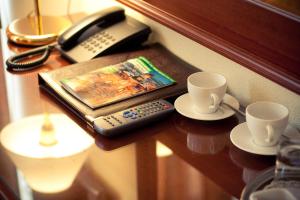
left=117, top=0, right=300, bottom=94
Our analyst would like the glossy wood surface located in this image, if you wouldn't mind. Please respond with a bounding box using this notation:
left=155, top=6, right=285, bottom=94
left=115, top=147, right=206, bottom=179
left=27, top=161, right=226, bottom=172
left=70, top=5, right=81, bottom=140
left=0, top=33, right=275, bottom=200
left=117, top=0, right=300, bottom=94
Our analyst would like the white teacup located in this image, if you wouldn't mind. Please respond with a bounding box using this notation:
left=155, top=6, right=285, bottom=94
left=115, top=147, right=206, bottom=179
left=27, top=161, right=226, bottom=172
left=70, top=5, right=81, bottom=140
left=246, top=101, right=289, bottom=147
left=188, top=72, right=227, bottom=114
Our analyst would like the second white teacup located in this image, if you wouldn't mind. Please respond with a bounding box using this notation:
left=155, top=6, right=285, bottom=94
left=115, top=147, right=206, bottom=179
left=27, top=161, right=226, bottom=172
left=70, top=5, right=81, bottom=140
left=246, top=101, right=289, bottom=147
left=188, top=72, right=227, bottom=114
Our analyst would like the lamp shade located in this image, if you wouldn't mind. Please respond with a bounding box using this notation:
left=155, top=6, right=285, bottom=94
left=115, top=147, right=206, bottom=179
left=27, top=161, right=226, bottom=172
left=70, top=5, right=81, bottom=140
left=0, top=114, right=94, bottom=193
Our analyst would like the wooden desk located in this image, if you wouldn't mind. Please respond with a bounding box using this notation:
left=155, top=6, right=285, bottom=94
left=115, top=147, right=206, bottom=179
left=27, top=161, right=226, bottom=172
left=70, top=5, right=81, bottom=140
left=0, top=33, right=275, bottom=200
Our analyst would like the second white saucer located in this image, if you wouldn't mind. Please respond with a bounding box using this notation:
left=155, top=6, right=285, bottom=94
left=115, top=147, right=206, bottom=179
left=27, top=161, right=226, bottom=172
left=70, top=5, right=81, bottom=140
left=230, top=122, right=277, bottom=155
left=174, top=93, right=240, bottom=121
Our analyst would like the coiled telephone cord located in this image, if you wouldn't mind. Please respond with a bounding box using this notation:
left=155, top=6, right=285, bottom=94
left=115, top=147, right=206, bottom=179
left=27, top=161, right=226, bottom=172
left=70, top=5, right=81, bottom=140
left=6, top=43, right=57, bottom=72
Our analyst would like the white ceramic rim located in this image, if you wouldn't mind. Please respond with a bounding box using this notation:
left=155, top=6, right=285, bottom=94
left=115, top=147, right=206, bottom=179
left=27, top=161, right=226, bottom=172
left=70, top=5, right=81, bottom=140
left=246, top=101, right=289, bottom=121
left=187, top=72, right=226, bottom=90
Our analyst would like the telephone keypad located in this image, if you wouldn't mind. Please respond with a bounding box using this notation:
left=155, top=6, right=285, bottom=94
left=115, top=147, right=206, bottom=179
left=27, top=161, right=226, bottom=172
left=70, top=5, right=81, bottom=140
left=80, top=31, right=116, bottom=52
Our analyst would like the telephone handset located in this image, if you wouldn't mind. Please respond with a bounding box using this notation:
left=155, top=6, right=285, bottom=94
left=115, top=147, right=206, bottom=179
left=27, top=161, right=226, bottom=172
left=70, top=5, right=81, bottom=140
left=58, top=7, right=151, bottom=63
left=6, top=7, right=151, bottom=71
left=58, top=7, right=126, bottom=50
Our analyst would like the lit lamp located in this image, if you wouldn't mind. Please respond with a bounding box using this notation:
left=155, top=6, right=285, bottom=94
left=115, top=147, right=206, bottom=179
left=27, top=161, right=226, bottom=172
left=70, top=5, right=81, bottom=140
left=0, top=113, right=94, bottom=193
left=6, top=0, right=72, bottom=46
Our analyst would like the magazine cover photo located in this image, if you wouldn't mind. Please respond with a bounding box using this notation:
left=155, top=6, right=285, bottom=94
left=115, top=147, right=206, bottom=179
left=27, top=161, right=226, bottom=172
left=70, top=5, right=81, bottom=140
left=60, top=57, right=176, bottom=109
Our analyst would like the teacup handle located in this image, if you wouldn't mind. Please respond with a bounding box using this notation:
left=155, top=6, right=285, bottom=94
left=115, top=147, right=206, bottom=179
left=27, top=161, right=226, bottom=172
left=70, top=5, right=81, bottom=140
left=266, top=125, right=274, bottom=143
left=209, top=93, right=219, bottom=110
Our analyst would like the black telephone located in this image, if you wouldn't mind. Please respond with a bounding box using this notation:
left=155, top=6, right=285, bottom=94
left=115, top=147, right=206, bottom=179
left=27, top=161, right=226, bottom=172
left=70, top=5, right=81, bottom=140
left=6, top=7, right=151, bottom=71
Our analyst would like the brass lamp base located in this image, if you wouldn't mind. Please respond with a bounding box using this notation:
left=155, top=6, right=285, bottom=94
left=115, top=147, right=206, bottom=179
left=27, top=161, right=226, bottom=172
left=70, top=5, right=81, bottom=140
left=6, top=15, right=72, bottom=46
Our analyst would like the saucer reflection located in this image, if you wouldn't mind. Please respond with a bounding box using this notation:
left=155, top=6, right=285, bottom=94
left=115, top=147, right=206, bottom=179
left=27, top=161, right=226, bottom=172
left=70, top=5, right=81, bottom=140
left=174, top=115, right=238, bottom=155
left=229, top=142, right=275, bottom=184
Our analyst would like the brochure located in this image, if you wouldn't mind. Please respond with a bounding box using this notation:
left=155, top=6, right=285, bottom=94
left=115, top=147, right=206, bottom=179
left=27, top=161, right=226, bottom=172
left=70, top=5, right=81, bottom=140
left=60, top=57, right=176, bottom=109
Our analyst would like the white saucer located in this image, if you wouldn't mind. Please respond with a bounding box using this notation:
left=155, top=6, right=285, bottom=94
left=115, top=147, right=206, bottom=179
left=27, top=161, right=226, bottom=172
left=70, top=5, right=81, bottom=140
left=174, top=93, right=240, bottom=121
left=230, top=123, right=276, bottom=155
left=230, top=123, right=299, bottom=155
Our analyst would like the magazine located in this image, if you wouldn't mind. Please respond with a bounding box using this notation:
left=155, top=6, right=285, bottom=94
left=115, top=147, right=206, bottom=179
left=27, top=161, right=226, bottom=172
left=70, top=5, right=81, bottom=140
left=60, top=57, right=176, bottom=109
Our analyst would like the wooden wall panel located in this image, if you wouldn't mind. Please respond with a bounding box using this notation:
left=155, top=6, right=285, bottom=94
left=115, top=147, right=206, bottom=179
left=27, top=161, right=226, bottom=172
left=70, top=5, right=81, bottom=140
left=118, top=0, right=300, bottom=94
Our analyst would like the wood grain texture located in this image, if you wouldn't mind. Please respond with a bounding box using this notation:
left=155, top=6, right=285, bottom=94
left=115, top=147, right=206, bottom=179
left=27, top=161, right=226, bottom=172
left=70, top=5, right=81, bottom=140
left=117, top=0, right=300, bottom=94
left=0, top=35, right=275, bottom=200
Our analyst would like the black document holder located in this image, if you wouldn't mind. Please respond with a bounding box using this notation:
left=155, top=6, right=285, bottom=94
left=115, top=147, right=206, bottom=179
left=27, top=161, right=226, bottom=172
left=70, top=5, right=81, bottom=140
left=38, top=43, right=199, bottom=125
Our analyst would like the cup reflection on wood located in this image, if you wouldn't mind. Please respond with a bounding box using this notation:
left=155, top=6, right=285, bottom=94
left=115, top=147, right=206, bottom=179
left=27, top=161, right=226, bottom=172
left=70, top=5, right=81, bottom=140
left=0, top=114, right=94, bottom=193
left=187, top=133, right=227, bottom=155
left=228, top=142, right=274, bottom=184
left=173, top=115, right=238, bottom=155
